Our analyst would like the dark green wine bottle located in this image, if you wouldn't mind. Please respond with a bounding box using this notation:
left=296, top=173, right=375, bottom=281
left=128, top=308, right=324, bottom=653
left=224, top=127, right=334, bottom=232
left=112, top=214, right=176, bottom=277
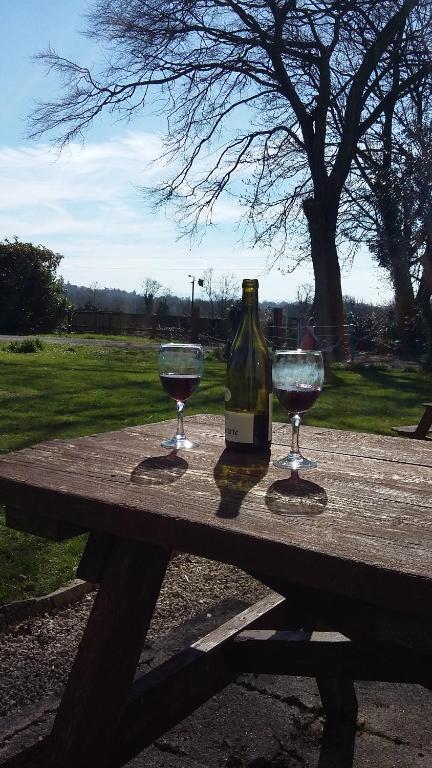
left=225, top=279, right=272, bottom=451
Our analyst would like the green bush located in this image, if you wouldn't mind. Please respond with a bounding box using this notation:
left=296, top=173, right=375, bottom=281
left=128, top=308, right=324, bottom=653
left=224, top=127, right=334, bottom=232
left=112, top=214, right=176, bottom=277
left=0, top=237, right=70, bottom=333
left=7, top=338, right=44, bottom=354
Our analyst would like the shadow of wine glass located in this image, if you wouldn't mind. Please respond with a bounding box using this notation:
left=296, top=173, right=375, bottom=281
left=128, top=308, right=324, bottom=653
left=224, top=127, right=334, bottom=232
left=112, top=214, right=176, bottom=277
left=265, top=472, right=327, bottom=516
left=213, top=448, right=270, bottom=519
left=130, top=451, right=188, bottom=486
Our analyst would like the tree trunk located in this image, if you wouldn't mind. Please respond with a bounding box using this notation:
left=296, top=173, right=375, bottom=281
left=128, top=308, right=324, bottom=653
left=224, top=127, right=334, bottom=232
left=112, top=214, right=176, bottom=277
left=418, top=242, right=432, bottom=371
left=391, top=254, right=417, bottom=357
left=303, top=197, right=349, bottom=362
left=378, top=196, right=417, bottom=357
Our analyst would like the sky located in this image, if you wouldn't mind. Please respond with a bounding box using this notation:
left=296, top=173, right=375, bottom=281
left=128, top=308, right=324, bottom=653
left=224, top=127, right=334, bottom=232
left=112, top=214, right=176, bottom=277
left=0, top=0, right=393, bottom=304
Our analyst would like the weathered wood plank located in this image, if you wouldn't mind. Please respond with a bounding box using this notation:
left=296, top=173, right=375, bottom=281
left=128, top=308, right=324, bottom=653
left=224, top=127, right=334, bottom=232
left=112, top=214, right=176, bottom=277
left=1, top=418, right=432, bottom=621
left=2, top=437, right=432, bottom=545
left=1, top=461, right=431, bottom=620
left=187, top=414, right=432, bottom=466
left=4, top=433, right=432, bottom=508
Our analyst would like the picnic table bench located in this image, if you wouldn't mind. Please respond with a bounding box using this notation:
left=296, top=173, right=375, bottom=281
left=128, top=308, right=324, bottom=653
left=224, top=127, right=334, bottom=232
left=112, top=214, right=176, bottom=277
left=393, top=402, right=432, bottom=439
left=0, top=414, right=431, bottom=768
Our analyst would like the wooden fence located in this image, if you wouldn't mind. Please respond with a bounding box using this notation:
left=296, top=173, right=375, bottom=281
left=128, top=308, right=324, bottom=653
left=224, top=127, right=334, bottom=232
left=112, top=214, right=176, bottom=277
left=69, top=308, right=302, bottom=347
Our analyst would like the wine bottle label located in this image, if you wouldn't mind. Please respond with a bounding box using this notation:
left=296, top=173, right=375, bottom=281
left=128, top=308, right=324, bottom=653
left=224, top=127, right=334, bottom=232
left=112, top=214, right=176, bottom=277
left=268, top=394, right=273, bottom=440
left=225, top=411, right=254, bottom=443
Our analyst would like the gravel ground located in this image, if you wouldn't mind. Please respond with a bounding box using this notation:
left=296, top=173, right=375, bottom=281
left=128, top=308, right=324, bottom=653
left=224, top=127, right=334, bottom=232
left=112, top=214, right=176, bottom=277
left=0, top=554, right=267, bottom=717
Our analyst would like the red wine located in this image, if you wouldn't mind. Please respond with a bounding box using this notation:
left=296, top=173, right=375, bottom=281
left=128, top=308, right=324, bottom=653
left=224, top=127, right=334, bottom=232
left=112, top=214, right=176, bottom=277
left=160, top=374, right=200, bottom=401
left=275, top=386, right=320, bottom=415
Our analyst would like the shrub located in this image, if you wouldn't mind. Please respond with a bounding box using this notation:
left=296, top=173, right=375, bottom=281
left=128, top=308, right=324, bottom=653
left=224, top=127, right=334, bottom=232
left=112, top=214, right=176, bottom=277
left=7, top=338, right=44, bottom=354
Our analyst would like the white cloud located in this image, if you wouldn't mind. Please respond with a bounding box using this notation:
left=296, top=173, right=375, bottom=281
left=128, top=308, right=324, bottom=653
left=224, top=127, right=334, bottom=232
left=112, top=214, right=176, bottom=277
left=0, top=133, right=392, bottom=302
left=0, top=133, right=163, bottom=208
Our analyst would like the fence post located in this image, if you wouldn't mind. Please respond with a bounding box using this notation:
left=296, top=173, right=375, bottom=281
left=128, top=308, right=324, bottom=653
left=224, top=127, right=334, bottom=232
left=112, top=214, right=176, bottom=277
left=191, top=304, right=200, bottom=342
left=150, top=314, right=157, bottom=339
left=272, top=307, right=284, bottom=349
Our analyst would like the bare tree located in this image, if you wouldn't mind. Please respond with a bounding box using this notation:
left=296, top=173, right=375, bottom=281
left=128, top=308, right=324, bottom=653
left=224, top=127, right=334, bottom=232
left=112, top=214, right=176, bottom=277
left=296, top=282, right=314, bottom=322
left=201, top=268, right=215, bottom=318
left=85, top=281, right=100, bottom=309
left=30, top=0, right=432, bottom=356
left=216, top=273, right=239, bottom=318
left=346, top=24, right=432, bottom=362
left=141, top=277, right=163, bottom=317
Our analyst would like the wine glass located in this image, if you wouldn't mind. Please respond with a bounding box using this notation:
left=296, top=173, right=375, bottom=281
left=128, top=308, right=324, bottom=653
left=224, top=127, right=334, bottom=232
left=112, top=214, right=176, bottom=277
left=159, top=343, right=204, bottom=449
left=273, top=350, right=324, bottom=471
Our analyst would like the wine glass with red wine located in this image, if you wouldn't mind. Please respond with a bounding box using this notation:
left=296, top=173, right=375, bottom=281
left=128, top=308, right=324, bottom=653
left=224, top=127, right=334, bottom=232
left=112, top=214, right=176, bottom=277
left=159, top=343, right=204, bottom=449
left=273, top=350, right=324, bottom=471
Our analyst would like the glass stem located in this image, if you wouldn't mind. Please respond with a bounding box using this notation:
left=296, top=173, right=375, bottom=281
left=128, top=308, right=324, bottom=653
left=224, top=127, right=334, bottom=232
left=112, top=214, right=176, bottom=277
left=291, top=413, right=301, bottom=456
left=176, top=401, right=185, bottom=439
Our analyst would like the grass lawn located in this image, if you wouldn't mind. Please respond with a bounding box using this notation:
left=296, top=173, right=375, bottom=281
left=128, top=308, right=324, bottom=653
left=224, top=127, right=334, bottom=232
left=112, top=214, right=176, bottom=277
left=0, top=342, right=430, bottom=604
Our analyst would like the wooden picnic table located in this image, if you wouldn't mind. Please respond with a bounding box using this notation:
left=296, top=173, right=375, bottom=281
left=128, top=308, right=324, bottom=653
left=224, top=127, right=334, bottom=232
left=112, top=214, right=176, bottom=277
left=0, top=414, right=431, bottom=768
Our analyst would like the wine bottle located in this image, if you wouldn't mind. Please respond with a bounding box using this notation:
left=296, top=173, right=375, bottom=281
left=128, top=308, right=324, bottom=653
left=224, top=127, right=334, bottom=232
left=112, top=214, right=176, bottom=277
left=225, top=278, right=272, bottom=451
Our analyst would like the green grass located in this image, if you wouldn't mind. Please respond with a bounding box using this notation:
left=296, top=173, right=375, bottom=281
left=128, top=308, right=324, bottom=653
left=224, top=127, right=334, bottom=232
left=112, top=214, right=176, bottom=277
left=60, top=331, right=157, bottom=343
left=4, top=331, right=159, bottom=344
left=0, top=343, right=430, bottom=604
left=0, top=344, right=224, bottom=453
left=303, top=364, right=432, bottom=435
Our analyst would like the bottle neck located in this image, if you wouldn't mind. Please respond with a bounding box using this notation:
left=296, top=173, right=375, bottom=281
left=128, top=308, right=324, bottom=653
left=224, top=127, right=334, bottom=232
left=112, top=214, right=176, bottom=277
left=242, top=289, right=259, bottom=319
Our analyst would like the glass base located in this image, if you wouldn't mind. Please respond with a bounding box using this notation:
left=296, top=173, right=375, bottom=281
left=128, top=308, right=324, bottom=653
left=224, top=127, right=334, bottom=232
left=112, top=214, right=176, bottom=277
left=273, top=452, right=317, bottom=471
left=161, top=436, right=199, bottom=450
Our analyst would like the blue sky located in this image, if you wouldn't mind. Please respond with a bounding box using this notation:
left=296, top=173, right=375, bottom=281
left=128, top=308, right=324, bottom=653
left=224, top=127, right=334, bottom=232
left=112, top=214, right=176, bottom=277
left=1, top=0, right=392, bottom=303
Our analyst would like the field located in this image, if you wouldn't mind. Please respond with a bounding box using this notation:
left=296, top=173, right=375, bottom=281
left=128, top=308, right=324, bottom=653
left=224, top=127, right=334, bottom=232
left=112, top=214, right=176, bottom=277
left=0, top=342, right=430, bottom=603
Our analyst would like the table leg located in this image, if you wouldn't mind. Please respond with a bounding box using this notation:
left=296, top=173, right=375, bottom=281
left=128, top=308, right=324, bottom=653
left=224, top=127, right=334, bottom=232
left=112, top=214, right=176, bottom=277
left=316, top=677, right=358, bottom=724
left=416, top=405, right=432, bottom=438
left=249, top=572, right=359, bottom=725
left=47, top=536, right=170, bottom=768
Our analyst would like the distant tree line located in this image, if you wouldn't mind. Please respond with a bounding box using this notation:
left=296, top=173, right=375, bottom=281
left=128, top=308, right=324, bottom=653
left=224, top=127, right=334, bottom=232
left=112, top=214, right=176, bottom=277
left=64, top=270, right=241, bottom=320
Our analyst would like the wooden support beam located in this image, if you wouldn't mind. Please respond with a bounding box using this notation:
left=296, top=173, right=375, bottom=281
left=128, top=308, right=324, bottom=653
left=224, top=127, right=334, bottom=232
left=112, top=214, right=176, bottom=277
left=250, top=574, right=432, bottom=654
left=112, top=593, right=289, bottom=766
left=47, top=538, right=171, bottom=768
left=76, top=530, right=117, bottom=583
left=5, top=506, right=85, bottom=541
left=231, top=630, right=430, bottom=685
left=316, top=677, right=358, bottom=724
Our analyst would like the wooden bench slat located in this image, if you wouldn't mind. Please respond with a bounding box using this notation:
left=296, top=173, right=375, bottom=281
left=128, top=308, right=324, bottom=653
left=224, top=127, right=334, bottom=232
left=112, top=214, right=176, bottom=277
left=231, top=629, right=430, bottom=684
